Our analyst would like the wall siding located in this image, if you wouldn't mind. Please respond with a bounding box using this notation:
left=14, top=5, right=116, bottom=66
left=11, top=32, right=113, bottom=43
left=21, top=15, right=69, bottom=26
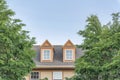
left=25, top=70, right=74, bottom=80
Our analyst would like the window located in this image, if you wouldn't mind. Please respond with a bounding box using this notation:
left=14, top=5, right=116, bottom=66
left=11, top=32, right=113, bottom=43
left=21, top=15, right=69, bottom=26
left=53, top=72, right=62, bottom=80
left=43, top=50, right=50, bottom=60
left=31, top=72, right=39, bottom=80
left=65, top=49, right=73, bottom=60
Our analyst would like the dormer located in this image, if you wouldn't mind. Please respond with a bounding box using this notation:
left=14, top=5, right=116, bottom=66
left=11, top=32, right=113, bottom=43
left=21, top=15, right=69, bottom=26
left=40, top=40, right=54, bottom=62
left=63, top=40, right=76, bottom=62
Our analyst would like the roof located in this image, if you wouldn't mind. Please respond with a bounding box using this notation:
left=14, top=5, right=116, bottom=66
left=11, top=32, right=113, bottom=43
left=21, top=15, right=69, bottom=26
left=33, top=45, right=84, bottom=68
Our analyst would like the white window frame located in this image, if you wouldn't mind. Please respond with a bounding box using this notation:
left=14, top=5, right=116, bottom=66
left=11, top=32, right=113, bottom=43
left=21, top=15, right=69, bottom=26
left=65, top=49, right=73, bottom=60
left=42, top=49, right=51, bottom=60
left=53, top=71, right=62, bottom=80
left=30, top=71, right=40, bottom=80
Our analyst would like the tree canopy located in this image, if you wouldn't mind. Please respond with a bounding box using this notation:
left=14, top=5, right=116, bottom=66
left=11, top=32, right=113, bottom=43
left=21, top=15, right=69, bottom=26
left=74, top=13, right=120, bottom=80
left=0, top=0, right=35, bottom=80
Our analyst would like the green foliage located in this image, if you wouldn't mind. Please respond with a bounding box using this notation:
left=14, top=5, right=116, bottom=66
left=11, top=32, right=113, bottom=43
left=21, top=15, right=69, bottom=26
left=39, top=77, right=48, bottom=80
left=0, top=77, right=4, bottom=80
left=0, top=0, right=36, bottom=80
left=75, top=13, right=120, bottom=80
left=65, top=75, right=80, bottom=80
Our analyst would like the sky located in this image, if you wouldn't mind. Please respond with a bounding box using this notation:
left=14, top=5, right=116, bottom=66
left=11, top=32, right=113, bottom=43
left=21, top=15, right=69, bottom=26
left=6, top=0, right=120, bottom=45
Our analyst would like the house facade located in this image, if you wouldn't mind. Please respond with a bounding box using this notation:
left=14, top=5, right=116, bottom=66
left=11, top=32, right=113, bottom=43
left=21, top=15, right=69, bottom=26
left=25, top=40, right=83, bottom=80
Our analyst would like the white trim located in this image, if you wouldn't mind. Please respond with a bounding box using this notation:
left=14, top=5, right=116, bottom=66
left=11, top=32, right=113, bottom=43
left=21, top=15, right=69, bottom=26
left=65, top=49, right=74, bottom=60
left=42, top=49, right=51, bottom=60
left=53, top=71, right=62, bottom=80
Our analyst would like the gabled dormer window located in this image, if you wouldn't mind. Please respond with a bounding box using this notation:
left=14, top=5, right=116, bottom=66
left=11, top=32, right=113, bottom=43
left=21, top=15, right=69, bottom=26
left=63, top=40, right=76, bottom=62
left=40, top=40, right=54, bottom=62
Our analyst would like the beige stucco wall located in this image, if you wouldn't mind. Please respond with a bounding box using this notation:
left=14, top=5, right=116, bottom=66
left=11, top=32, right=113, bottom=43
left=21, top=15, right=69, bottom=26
left=25, top=69, right=74, bottom=80
left=41, top=71, right=52, bottom=80
left=63, top=70, right=74, bottom=80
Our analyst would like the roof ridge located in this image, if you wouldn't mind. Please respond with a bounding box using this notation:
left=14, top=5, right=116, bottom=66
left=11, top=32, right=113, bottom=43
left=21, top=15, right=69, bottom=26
left=33, top=45, right=63, bottom=46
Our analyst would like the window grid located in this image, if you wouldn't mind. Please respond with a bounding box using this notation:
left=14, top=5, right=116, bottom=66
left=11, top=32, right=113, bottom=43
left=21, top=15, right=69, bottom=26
left=65, top=50, right=73, bottom=60
left=43, top=50, right=50, bottom=60
left=53, top=72, right=62, bottom=80
left=31, top=72, right=39, bottom=80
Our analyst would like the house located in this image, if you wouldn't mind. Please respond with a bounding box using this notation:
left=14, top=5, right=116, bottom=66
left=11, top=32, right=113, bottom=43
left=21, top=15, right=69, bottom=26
left=25, top=40, right=83, bottom=80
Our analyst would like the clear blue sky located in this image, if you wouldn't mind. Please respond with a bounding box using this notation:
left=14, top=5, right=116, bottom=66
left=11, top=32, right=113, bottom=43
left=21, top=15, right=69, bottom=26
left=6, top=0, right=120, bottom=45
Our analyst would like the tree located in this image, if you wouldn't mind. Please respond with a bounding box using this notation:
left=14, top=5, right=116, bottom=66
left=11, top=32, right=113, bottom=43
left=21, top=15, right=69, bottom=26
left=0, top=0, right=35, bottom=80
left=75, top=13, right=120, bottom=80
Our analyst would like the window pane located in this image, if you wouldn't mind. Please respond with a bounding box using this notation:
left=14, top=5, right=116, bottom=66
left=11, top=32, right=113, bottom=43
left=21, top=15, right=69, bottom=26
left=53, top=72, right=62, bottom=79
left=43, top=50, right=50, bottom=60
left=66, top=50, right=72, bottom=60
left=31, top=72, right=39, bottom=80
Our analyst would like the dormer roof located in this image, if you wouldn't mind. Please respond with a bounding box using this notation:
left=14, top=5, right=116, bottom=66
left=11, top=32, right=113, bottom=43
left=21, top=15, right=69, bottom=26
left=63, top=40, right=75, bottom=48
left=41, top=40, right=53, bottom=48
left=40, top=40, right=54, bottom=62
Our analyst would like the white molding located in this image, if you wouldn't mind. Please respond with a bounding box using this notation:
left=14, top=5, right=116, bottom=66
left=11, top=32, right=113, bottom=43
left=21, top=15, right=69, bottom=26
left=42, top=49, right=51, bottom=60
left=65, top=49, right=74, bottom=60
left=53, top=71, right=62, bottom=79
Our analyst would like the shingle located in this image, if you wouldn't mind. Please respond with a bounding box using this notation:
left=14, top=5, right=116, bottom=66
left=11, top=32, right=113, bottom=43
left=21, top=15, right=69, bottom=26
left=32, top=45, right=83, bottom=67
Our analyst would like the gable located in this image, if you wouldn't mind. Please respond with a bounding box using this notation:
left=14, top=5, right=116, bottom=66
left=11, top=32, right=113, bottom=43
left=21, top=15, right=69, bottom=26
left=63, top=40, right=75, bottom=48
left=41, top=40, right=53, bottom=48
left=62, top=40, right=76, bottom=62
left=40, top=40, right=54, bottom=62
